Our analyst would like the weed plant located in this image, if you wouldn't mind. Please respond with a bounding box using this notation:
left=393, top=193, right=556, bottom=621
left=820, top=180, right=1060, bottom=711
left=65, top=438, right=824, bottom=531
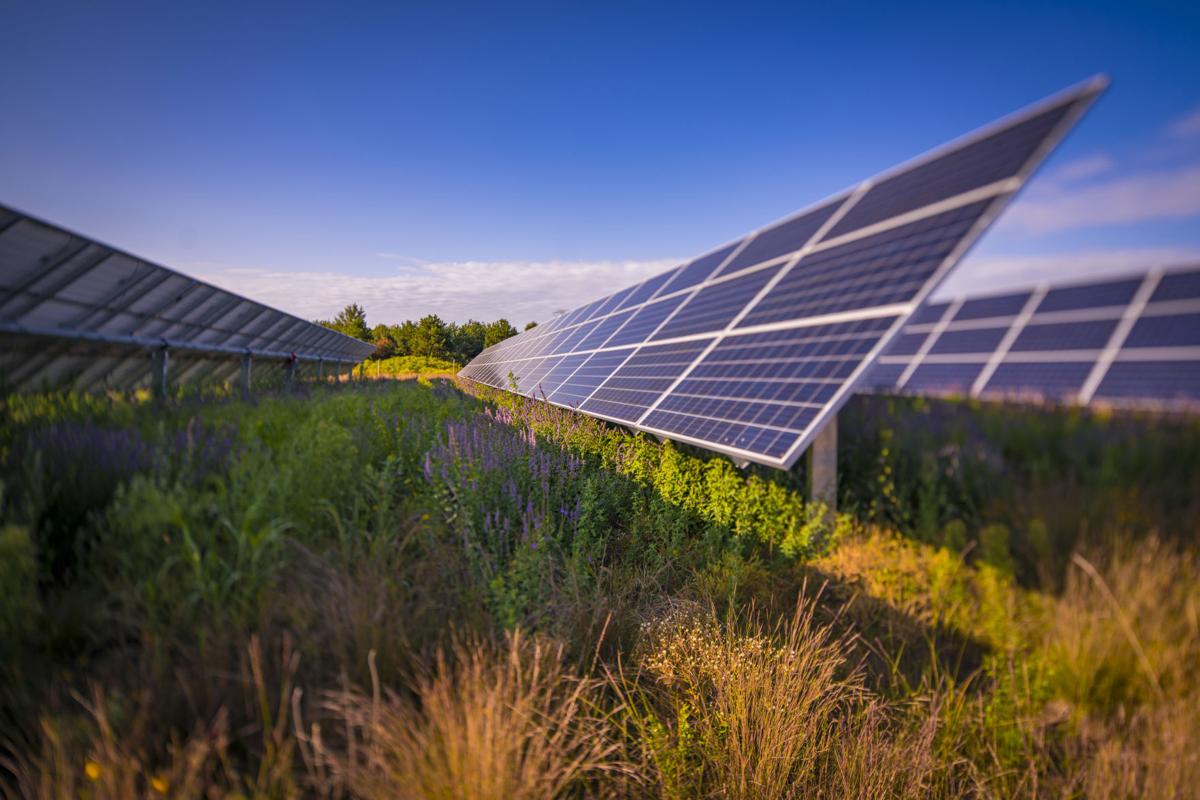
left=0, top=379, right=1196, bottom=798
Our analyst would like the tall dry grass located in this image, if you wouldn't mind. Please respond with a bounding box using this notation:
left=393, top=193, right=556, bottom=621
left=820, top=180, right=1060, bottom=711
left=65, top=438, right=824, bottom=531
left=616, top=594, right=941, bottom=800
left=312, top=630, right=631, bottom=800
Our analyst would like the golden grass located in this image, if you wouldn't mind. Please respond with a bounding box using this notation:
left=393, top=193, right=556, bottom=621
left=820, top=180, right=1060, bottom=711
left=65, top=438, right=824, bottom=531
left=312, top=630, right=630, bottom=800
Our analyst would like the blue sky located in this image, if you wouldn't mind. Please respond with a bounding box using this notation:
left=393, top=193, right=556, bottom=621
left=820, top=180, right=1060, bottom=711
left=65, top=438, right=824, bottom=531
left=3, top=0, right=1199, bottom=325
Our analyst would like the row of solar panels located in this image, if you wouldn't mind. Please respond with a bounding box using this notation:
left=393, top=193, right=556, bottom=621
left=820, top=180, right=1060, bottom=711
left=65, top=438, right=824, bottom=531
left=864, top=263, right=1200, bottom=408
left=0, top=204, right=375, bottom=394
left=461, top=78, right=1109, bottom=469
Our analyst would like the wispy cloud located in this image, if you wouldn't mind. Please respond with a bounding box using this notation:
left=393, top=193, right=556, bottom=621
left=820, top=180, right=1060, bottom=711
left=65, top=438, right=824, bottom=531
left=189, top=258, right=679, bottom=325
left=1166, top=108, right=1200, bottom=140
left=940, top=246, right=1200, bottom=298
left=1046, top=153, right=1116, bottom=182
left=999, top=164, right=1200, bottom=234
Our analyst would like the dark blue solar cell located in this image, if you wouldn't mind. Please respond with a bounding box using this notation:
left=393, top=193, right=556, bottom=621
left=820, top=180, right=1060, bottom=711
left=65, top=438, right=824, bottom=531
left=954, top=291, right=1031, bottom=321
left=658, top=241, right=743, bottom=296
left=826, top=98, right=1077, bottom=238
left=574, top=309, right=634, bottom=351
left=538, top=353, right=589, bottom=397
left=1123, top=313, right=1200, bottom=348
left=715, top=199, right=844, bottom=277
left=521, top=356, right=565, bottom=398
left=582, top=339, right=710, bottom=422
left=1149, top=269, right=1200, bottom=303
left=904, top=362, right=984, bottom=393
left=1011, top=319, right=1116, bottom=351
left=653, top=265, right=782, bottom=341
left=864, top=362, right=907, bottom=392
left=887, top=331, right=931, bottom=356
left=910, top=301, right=952, bottom=325
left=605, top=294, right=686, bottom=348
left=551, top=320, right=601, bottom=354
left=982, top=361, right=1093, bottom=399
left=616, top=268, right=679, bottom=311
left=589, top=286, right=637, bottom=320
left=739, top=200, right=991, bottom=329
left=1095, top=360, right=1200, bottom=404
left=928, top=326, right=1008, bottom=354
left=1037, top=278, right=1140, bottom=313
left=548, top=350, right=631, bottom=407
left=643, top=318, right=894, bottom=455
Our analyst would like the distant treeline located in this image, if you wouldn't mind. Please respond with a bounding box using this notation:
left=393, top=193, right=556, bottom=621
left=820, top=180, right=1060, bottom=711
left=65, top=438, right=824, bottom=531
left=315, top=303, right=535, bottom=363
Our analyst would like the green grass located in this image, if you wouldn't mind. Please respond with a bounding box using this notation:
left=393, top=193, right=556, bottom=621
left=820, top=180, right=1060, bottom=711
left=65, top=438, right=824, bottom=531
left=0, top=379, right=1196, bottom=798
left=355, top=355, right=460, bottom=378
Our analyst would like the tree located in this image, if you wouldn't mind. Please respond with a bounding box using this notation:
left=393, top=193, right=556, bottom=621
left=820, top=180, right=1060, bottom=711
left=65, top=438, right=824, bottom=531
left=484, top=318, right=518, bottom=348
left=524, top=321, right=538, bottom=331
left=410, top=314, right=449, bottom=359
left=321, top=303, right=371, bottom=341
left=449, top=320, right=486, bottom=363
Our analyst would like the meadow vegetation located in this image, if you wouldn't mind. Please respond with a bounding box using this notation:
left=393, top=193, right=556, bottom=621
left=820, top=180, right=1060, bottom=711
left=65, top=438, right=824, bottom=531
left=0, top=378, right=1196, bottom=798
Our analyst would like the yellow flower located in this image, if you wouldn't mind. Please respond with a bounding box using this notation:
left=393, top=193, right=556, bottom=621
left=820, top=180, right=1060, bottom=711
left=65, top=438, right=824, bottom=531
left=150, top=775, right=169, bottom=794
left=84, top=760, right=102, bottom=781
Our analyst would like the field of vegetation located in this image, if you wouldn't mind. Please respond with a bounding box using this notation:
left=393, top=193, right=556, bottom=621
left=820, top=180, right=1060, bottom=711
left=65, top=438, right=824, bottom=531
left=1, top=377, right=1197, bottom=798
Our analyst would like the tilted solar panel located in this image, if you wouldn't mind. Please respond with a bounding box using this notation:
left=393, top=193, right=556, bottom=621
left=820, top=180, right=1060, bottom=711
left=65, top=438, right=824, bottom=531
left=0, top=204, right=375, bottom=394
left=460, top=77, right=1108, bottom=469
left=866, top=263, right=1200, bottom=410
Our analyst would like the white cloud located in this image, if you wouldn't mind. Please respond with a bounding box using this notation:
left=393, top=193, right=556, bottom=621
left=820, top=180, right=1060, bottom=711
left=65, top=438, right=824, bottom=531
left=938, top=246, right=1200, bottom=298
left=999, top=164, right=1200, bottom=234
left=1166, top=108, right=1200, bottom=140
left=188, top=257, right=679, bottom=325
left=1046, top=153, right=1115, bottom=182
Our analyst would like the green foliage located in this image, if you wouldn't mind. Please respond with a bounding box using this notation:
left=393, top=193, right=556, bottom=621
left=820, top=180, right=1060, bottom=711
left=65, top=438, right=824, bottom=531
left=317, top=302, right=371, bottom=341
left=484, top=318, right=519, bottom=347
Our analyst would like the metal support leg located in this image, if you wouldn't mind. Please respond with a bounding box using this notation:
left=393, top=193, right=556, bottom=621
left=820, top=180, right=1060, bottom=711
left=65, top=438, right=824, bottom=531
left=285, top=355, right=298, bottom=389
left=152, top=347, right=170, bottom=401
left=241, top=355, right=253, bottom=398
left=317, top=358, right=324, bottom=383
left=806, top=414, right=837, bottom=515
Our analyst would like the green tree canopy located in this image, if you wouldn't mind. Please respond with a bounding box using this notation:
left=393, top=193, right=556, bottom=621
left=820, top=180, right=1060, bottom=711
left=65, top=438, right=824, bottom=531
left=319, top=303, right=371, bottom=341
left=484, top=318, right=518, bottom=348
left=524, top=320, right=538, bottom=331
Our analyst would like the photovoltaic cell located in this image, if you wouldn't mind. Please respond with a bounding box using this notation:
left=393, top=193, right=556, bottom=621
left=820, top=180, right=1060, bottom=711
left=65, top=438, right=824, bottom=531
left=1095, top=361, right=1200, bottom=403
left=1036, top=278, right=1140, bottom=313
left=738, top=200, right=992, bottom=329
left=617, top=269, right=678, bottom=310
left=827, top=98, right=1077, bottom=238
left=652, top=266, right=782, bottom=341
left=582, top=339, right=711, bottom=422
left=548, top=350, right=631, bottom=406
left=605, top=295, right=687, bottom=348
left=983, top=361, right=1093, bottom=397
left=658, top=241, right=743, bottom=296
left=1124, top=313, right=1200, bottom=348
left=714, top=199, right=844, bottom=277
left=460, top=78, right=1108, bottom=467
left=1149, top=268, right=1200, bottom=302
left=954, top=291, right=1031, bottom=321
left=869, top=263, right=1200, bottom=410
left=1010, top=319, right=1116, bottom=351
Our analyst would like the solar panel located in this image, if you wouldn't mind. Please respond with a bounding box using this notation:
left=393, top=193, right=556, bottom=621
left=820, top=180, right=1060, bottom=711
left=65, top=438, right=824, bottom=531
left=868, top=263, right=1200, bottom=410
left=0, top=204, right=374, bottom=394
left=460, top=77, right=1108, bottom=468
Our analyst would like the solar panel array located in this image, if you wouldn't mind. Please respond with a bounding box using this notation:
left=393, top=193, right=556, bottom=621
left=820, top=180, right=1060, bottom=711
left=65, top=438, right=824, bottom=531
left=461, top=77, right=1108, bottom=469
left=864, top=263, right=1200, bottom=409
left=0, top=204, right=375, bottom=394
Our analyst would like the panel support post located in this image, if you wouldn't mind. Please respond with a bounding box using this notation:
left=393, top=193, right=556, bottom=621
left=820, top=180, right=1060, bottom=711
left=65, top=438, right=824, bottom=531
left=317, top=358, right=324, bottom=383
left=806, top=414, right=837, bottom=516
left=285, top=354, right=298, bottom=389
left=240, top=355, right=253, bottom=398
left=152, top=347, right=170, bottom=401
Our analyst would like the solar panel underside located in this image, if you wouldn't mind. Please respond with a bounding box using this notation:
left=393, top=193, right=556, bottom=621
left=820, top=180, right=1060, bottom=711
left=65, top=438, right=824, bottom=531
left=866, top=264, right=1200, bottom=410
left=460, top=78, right=1107, bottom=469
left=0, top=205, right=374, bottom=394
